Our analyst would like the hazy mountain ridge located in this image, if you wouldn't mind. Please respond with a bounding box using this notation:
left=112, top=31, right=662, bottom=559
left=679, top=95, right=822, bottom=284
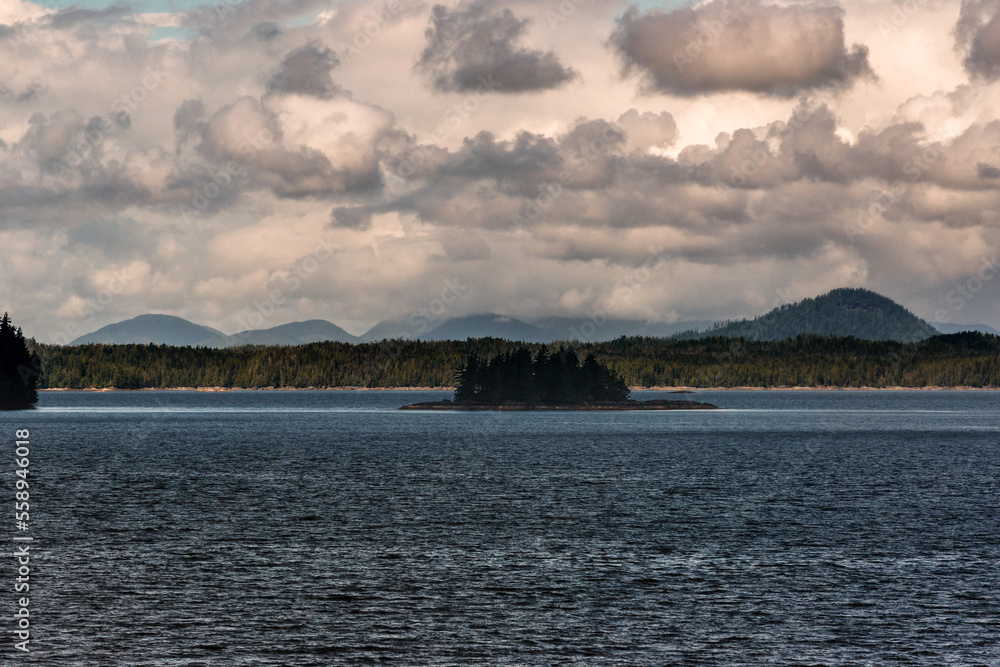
left=70, top=288, right=993, bottom=347
left=931, top=322, right=1000, bottom=336
left=206, top=320, right=359, bottom=347
left=359, top=314, right=716, bottom=343
left=674, top=288, right=941, bottom=342
left=71, top=315, right=224, bottom=346
left=75, top=313, right=712, bottom=346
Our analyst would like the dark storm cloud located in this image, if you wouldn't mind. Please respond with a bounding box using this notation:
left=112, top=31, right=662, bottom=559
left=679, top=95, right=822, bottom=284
left=198, top=97, right=382, bottom=199
left=425, top=119, right=628, bottom=198
left=441, top=131, right=564, bottom=195
left=19, top=110, right=95, bottom=173
left=330, top=206, right=373, bottom=230
left=173, top=99, right=206, bottom=133
left=609, top=1, right=874, bottom=97
left=365, top=101, right=1000, bottom=268
left=251, top=22, right=281, bottom=41
left=977, top=162, right=1000, bottom=178
left=418, top=1, right=577, bottom=93
left=0, top=81, right=43, bottom=103
left=956, top=0, right=1000, bottom=80
left=266, top=44, right=339, bottom=98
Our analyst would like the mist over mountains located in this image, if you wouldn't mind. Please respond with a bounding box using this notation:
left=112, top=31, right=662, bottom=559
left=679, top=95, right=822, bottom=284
left=69, top=289, right=997, bottom=347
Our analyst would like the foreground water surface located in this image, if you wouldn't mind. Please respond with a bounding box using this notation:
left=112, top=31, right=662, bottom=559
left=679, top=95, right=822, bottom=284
left=2, top=389, right=999, bottom=665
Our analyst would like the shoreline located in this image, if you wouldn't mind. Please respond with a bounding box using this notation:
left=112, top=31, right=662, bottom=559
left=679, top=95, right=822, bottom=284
left=400, top=399, right=719, bottom=411
left=40, top=386, right=452, bottom=392
left=40, top=385, right=1000, bottom=392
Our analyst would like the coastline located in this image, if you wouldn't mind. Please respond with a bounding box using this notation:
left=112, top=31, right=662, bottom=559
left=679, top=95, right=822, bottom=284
left=400, top=399, right=719, bottom=411
left=40, top=385, right=1000, bottom=392
left=40, top=386, right=452, bottom=392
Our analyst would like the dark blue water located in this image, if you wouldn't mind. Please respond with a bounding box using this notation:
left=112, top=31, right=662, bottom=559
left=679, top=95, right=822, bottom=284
left=2, top=390, right=999, bottom=665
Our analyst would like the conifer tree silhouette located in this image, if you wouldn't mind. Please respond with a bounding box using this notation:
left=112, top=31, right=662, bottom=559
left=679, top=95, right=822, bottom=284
left=0, top=313, right=40, bottom=410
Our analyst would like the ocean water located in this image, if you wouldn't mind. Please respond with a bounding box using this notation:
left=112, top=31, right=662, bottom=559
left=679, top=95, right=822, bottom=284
left=2, top=389, right=999, bottom=665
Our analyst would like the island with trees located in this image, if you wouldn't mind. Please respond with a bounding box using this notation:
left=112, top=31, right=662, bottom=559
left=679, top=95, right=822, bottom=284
left=400, top=347, right=719, bottom=410
left=0, top=313, right=40, bottom=410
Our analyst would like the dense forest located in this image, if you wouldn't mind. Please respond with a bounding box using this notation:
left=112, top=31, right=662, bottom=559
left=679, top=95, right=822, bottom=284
left=1, top=313, right=40, bottom=409
left=28, top=331, right=1000, bottom=389
left=454, top=348, right=630, bottom=404
left=674, top=288, right=940, bottom=342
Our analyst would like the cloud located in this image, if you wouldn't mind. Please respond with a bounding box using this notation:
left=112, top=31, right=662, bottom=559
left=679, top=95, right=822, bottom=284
left=251, top=22, right=281, bottom=41
left=198, top=96, right=381, bottom=199
left=616, top=109, right=678, bottom=151
left=47, top=4, right=131, bottom=30
left=330, top=206, right=372, bottom=230
left=609, top=1, right=874, bottom=97
left=18, top=110, right=91, bottom=172
left=438, top=231, right=491, bottom=260
left=417, top=0, right=577, bottom=93
left=2, top=0, right=1000, bottom=339
left=955, top=0, right=1000, bottom=80
left=977, top=162, right=1000, bottom=178
left=266, top=43, right=339, bottom=98
left=173, top=98, right=205, bottom=133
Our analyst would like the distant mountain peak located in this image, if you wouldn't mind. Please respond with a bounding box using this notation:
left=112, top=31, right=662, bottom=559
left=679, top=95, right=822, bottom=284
left=678, top=287, right=939, bottom=342
left=71, top=314, right=222, bottom=346
left=72, top=315, right=358, bottom=347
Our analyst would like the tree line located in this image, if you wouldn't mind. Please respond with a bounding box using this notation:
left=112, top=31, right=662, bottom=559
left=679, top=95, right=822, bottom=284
left=455, top=348, right=630, bottom=404
left=25, top=331, right=1000, bottom=390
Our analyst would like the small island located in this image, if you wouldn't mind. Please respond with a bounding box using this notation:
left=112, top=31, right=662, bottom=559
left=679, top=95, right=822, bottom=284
left=401, top=347, right=718, bottom=411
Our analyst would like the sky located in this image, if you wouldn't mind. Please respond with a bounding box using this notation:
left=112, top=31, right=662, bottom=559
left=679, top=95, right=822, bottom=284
left=1, top=0, right=999, bottom=342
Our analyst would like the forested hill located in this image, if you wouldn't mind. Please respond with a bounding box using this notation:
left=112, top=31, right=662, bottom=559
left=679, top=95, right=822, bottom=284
left=675, top=288, right=940, bottom=342
left=31, top=332, right=1000, bottom=389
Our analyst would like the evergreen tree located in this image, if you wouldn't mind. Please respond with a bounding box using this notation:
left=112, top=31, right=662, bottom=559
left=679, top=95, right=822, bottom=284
left=509, top=348, right=539, bottom=403
left=534, top=349, right=555, bottom=403
left=454, top=353, right=481, bottom=402
left=0, top=313, right=40, bottom=410
left=22, top=331, right=1000, bottom=391
left=450, top=346, right=630, bottom=404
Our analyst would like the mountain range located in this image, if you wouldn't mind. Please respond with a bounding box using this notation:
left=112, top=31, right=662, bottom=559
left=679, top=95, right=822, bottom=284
left=69, top=289, right=998, bottom=347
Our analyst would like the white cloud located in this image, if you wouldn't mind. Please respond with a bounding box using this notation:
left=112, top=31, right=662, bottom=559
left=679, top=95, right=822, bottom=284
left=2, top=0, right=1000, bottom=342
